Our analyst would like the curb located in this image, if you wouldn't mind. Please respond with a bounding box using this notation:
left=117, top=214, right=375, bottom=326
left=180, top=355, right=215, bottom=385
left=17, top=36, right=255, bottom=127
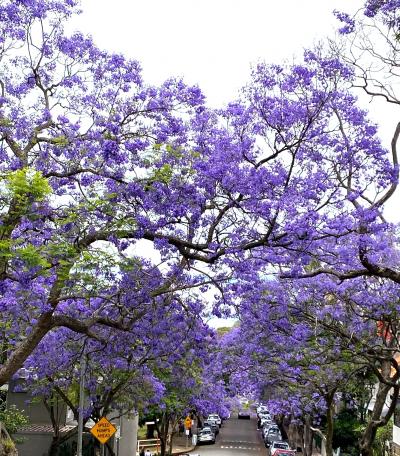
left=172, top=445, right=196, bottom=454
left=145, top=445, right=196, bottom=455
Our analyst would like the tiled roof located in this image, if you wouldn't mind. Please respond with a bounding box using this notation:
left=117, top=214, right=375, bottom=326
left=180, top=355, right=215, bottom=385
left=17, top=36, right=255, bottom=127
left=18, top=424, right=76, bottom=434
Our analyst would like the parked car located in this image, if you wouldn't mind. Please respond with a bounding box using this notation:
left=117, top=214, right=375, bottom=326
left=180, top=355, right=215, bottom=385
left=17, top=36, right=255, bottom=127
left=257, top=405, right=269, bottom=416
left=238, top=410, right=251, bottom=419
left=264, top=428, right=282, bottom=447
left=258, top=409, right=270, bottom=416
left=269, top=441, right=291, bottom=455
left=261, top=416, right=272, bottom=427
left=267, top=424, right=280, bottom=434
left=197, top=429, right=215, bottom=444
left=262, top=423, right=278, bottom=440
left=207, top=414, right=222, bottom=427
left=203, top=420, right=219, bottom=435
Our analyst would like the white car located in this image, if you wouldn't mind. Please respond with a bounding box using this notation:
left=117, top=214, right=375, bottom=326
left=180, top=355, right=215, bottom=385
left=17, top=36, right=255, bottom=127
left=262, top=422, right=277, bottom=439
left=198, top=428, right=215, bottom=444
left=260, top=415, right=272, bottom=426
left=207, top=414, right=222, bottom=426
left=270, top=441, right=291, bottom=455
left=257, top=405, right=269, bottom=415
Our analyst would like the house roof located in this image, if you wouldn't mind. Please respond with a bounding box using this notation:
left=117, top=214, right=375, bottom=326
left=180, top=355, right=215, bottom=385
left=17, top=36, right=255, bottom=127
left=17, top=424, right=76, bottom=434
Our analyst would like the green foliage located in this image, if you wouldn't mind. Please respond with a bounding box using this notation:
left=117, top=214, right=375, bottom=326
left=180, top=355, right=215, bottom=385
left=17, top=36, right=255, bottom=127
left=332, top=410, right=362, bottom=455
left=1, top=436, right=16, bottom=454
left=216, top=327, right=233, bottom=337
left=0, top=118, right=13, bottom=127
left=50, top=135, right=69, bottom=147
left=0, top=405, right=29, bottom=435
left=242, top=401, right=250, bottom=410
left=6, top=168, right=52, bottom=203
left=0, top=240, right=12, bottom=260
left=372, top=419, right=392, bottom=456
left=16, top=244, right=51, bottom=268
left=145, top=164, right=173, bottom=189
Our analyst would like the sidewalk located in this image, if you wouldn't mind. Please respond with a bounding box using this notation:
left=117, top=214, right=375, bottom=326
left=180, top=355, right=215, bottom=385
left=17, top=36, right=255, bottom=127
left=171, top=432, right=196, bottom=454
left=141, top=431, right=197, bottom=455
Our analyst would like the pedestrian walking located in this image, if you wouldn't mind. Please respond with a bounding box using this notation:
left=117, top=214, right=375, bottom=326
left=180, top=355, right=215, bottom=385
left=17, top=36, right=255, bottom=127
left=179, top=420, right=184, bottom=436
left=139, top=448, right=145, bottom=456
left=144, top=449, right=152, bottom=456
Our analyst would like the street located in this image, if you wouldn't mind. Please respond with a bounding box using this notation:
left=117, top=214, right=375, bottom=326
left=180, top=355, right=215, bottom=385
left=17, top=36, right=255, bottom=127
left=189, top=415, right=265, bottom=456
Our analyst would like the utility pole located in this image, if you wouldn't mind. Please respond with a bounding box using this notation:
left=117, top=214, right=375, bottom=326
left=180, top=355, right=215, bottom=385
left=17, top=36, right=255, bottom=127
left=77, top=349, right=87, bottom=456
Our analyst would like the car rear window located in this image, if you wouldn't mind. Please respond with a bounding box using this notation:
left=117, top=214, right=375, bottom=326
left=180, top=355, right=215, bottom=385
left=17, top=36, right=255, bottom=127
left=276, top=443, right=289, bottom=448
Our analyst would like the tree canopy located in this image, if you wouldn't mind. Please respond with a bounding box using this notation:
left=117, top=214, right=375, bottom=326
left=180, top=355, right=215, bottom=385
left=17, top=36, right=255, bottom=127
left=1, top=1, right=400, bottom=455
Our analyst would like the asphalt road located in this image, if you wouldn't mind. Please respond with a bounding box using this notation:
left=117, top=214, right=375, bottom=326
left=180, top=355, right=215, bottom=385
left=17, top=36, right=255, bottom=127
left=188, top=415, right=265, bottom=456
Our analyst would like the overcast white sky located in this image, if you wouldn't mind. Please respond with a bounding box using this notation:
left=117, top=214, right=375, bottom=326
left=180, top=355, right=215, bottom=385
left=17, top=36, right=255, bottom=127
left=71, top=0, right=363, bottom=107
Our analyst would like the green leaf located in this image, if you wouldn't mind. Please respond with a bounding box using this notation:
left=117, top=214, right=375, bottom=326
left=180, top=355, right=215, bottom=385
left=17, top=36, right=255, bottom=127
left=6, top=168, right=52, bottom=202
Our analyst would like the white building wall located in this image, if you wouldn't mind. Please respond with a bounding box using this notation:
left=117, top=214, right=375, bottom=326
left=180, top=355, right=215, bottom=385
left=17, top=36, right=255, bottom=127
left=393, top=424, right=400, bottom=445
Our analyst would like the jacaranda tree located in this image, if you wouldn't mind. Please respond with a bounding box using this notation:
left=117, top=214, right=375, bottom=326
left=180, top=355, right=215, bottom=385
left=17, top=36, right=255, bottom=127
left=1, top=4, right=400, bottom=456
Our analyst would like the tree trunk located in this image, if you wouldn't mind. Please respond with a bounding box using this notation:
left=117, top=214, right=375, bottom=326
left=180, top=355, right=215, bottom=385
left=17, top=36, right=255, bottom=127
left=48, top=437, right=60, bottom=456
left=359, top=359, right=399, bottom=455
left=0, top=422, right=18, bottom=456
left=160, top=437, right=167, bottom=456
left=47, top=426, right=80, bottom=456
left=325, top=391, right=335, bottom=456
left=168, top=417, right=177, bottom=456
left=303, top=417, right=313, bottom=456
left=157, top=411, right=170, bottom=456
left=168, top=433, right=173, bottom=456
left=0, top=311, right=54, bottom=386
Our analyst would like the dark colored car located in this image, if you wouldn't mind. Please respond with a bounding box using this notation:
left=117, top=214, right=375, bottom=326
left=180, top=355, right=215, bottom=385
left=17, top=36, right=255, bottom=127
left=203, top=420, right=219, bottom=435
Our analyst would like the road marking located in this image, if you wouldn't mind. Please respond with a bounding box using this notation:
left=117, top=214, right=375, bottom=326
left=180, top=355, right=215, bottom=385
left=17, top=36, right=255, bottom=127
left=220, top=440, right=260, bottom=444
left=220, top=445, right=261, bottom=451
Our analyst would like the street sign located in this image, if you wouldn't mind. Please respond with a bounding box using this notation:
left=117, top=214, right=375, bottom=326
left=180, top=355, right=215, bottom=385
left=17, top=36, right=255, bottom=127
left=184, top=416, right=192, bottom=429
left=90, top=416, right=117, bottom=444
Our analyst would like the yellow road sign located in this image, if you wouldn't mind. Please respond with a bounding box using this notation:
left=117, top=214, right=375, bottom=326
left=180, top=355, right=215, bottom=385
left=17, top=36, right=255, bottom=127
left=90, top=416, right=117, bottom=444
left=184, top=416, right=192, bottom=429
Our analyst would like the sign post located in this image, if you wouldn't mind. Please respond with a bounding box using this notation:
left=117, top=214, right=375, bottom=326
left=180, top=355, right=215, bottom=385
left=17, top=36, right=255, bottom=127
left=76, top=351, right=86, bottom=456
left=90, top=416, right=117, bottom=448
